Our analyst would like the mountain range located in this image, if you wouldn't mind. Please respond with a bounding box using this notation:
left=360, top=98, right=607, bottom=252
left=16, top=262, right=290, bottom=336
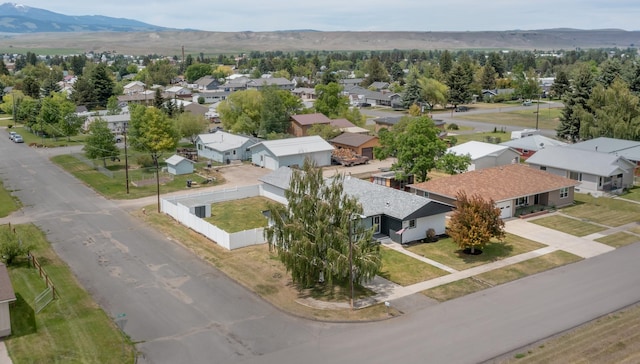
left=0, top=2, right=168, bottom=33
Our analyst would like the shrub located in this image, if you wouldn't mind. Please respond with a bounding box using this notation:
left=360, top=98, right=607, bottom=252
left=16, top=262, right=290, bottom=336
left=136, top=155, right=155, bottom=168
left=426, top=228, right=437, bottom=242
left=0, top=228, right=31, bottom=266
left=447, top=123, right=459, bottom=130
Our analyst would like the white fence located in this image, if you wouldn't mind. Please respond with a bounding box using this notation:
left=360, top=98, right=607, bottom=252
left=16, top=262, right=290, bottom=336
left=161, top=185, right=269, bottom=250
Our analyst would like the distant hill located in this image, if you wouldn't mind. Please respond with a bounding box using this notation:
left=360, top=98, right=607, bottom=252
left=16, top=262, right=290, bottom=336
left=0, top=3, right=168, bottom=33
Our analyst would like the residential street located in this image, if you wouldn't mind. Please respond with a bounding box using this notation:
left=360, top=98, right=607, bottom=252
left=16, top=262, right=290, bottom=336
left=1, top=128, right=640, bottom=364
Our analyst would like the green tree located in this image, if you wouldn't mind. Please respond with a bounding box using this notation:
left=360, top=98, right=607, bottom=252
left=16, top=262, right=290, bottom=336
left=84, top=119, right=120, bottom=167
left=447, top=63, right=472, bottom=107
left=362, top=56, right=390, bottom=87
left=177, top=112, right=208, bottom=144
left=0, top=227, right=31, bottom=266
left=420, top=78, right=448, bottom=112
left=513, top=66, right=540, bottom=100
left=22, top=76, right=40, bottom=99
left=106, top=95, right=122, bottom=115
left=260, top=85, right=298, bottom=136
left=402, top=67, right=424, bottom=109
left=217, top=89, right=263, bottom=136
left=0, top=59, right=9, bottom=76
left=448, top=192, right=505, bottom=255
left=144, top=59, right=178, bottom=86
left=307, top=124, right=341, bottom=140
left=71, top=76, right=96, bottom=108
left=437, top=152, right=472, bottom=174
left=557, top=64, right=595, bottom=142
left=479, top=63, right=497, bottom=90
left=551, top=69, right=570, bottom=99
left=597, top=59, right=622, bottom=87
left=374, top=116, right=447, bottom=182
left=314, top=82, right=348, bottom=118
left=439, top=50, right=453, bottom=75
left=90, top=63, right=115, bottom=108
left=185, top=63, right=212, bottom=83
left=265, top=159, right=382, bottom=288
left=341, top=107, right=366, bottom=127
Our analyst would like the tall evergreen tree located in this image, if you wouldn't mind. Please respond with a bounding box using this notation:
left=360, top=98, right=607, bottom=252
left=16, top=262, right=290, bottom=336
left=439, top=50, right=453, bottom=75
left=90, top=63, right=115, bottom=108
left=557, top=64, right=595, bottom=142
left=447, top=63, right=472, bottom=107
left=551, top=69, right=571, bottom=99
left=402, top=67, right=424, bottom=109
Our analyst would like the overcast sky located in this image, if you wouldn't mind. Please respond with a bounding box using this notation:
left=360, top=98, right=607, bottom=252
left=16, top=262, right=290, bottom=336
left=16, top=1, right=640, bottom=32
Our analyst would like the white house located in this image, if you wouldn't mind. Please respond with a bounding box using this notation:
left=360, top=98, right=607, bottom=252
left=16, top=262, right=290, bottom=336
left=195, top=131, right=261, bottom=163
left=165, top=155, right=195, bottom=175
left=526, top=146, right=636, bottom=196
left=249, top=136, right=334, bottom=170
left=84, top=114, right=130, bottom=134
left=446, top=141, right=521, bottom=172
left=0, top=264, right=16, bottom=337
left=123, top=81, right=146, bottom=95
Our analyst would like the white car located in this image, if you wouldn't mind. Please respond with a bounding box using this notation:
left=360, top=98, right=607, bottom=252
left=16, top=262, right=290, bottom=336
left=13, top=134, right=24, bottom=143
left=9, top=131, right=17, bottom=140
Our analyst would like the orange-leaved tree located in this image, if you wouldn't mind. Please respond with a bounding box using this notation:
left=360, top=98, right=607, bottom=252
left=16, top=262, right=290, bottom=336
left=448, top=191, right=505, bottom=254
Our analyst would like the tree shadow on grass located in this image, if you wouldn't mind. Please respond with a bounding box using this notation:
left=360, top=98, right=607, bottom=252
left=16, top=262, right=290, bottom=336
left=455, top=242, right=514, bottom=265
left=9, top=293, right=36, bottom=338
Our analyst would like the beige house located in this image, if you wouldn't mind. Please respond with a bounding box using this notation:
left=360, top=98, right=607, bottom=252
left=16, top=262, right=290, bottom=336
left=409, top=164, right=579, bottom=219
left=0, top=264, right=16, bottom=337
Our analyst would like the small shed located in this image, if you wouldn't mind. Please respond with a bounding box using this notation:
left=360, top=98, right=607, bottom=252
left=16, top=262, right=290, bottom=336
left=165, top=155, right=195, bottom=175
left=0, top=264, right=16, bottom=337
left=330, top=132, right=379, bottom=159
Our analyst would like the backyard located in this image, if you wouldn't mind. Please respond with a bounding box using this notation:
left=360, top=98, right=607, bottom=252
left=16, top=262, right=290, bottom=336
left=446, top=105, right=563, bottom=131
left=205, top=196, right=271, bottom=233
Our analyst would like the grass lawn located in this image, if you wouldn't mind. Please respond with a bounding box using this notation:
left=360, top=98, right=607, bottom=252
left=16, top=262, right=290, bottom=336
left=8, top=125, right=89, bottom=147
left=406, top=233, right=545, bottom=271
left=451, top=106, right=563, bottom=130
left=51, top=154, right=224, bottom=200
left=620, top=186, right=640, bottom=202
left=3, top=224, right=135, bottom=364
left=561, top=193, right=640, bottom=227
left=134, top=206, right=399, bottom=321
left=205, top=197, right=271, bottom=233
left=452, top=131, right=511, bottom=144
left=531, top=215, right=607, bottom=237
left=629, top=226, right=640, bottom=235
left=595, top=232, right=640, bottom=248
left=423, top=251, right=582, bottom=302
left=379, top=247, right=449, bottom=286
left=0, top=180, right=20, bottom=217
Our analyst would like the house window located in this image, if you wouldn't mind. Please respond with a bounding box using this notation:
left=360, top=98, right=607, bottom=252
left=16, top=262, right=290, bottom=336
left=421, top=191, right=429, bottom=198
left=233, top=150, right=236, bottom=155
left=408, top=219, right=416, bottom=228
left=568, top=171, right=582, bottom=181
left=515, top=197, right=529, bottom=207
left=540, top=166, right=546, bottom=171
left=559, top=187, right=569, bottom=198
left=197, top=144, right=202, bottom=150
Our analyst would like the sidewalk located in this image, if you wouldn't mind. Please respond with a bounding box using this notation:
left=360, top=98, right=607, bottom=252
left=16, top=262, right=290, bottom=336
left=0, top=340, right=11, bottom=364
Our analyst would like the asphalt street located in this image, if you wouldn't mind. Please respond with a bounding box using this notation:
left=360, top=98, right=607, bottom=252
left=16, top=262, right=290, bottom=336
left=2, top=119, right=640, bottom=363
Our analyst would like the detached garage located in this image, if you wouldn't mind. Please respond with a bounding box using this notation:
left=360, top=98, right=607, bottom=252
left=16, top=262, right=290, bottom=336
left=165, top=155, right=195, bottom=175
left=329, top=132, right=379, bottom=160
left=249, top=136, right=334, bottom=170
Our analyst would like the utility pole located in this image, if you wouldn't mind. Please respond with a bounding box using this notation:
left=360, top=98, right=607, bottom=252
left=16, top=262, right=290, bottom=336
left=124, top=126, right=130, bottom=194
left=535, top=93, right=541, bottom=130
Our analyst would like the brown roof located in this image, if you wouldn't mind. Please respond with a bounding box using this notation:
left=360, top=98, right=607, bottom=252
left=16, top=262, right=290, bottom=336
left=410, top=163, right=580, bottom=202
left=330, top=132, right=378, bottom=147
left=0, top=264, right=16, bottom=303
left=329, top=118, right=355, bottom=128
left=291, top=113, right=331, bottom=126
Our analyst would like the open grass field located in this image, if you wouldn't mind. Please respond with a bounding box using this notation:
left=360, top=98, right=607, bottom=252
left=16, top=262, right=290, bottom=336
left=530, top=215, right=607, bottom=236
left=379, top=247, right=449, bottom=286
left=498, top=303, right=640, bottom=363
left=3, top=224, right=135, bottom=364
left=406, top=233, right=545, bottom=271
left=423, top=250, right=582, bottom=302
left=450, top=106, right=563, bottom=131
left=205, top=196, right=271, bottom=233
left=6, top=125, right=89, bottom=147
left=51, top=154, right=224, bottom=200
left=0, top=180, right=20, bottom=217
left=452, top=131, right=511, bottom=145
left=560, top=193, right=640, bottom=227
left=594, top=232, right=640, bottom=248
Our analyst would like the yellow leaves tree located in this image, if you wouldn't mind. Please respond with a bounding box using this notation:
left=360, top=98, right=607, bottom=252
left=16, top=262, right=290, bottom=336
left=448, top=192, right=505, bottom=254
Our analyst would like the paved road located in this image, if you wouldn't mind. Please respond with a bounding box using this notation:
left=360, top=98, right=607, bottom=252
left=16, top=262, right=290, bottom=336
left=3, top=126, right=640, bottom=364
left=0, top=135, right=340, bottom=363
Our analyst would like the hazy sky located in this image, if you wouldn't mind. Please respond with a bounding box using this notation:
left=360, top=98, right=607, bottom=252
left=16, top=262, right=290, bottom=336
left=15, top=1, right=640, bottom=32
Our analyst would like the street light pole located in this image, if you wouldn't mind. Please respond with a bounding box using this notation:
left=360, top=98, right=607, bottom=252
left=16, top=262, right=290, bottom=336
left=349, top=217, right=354, bottom=310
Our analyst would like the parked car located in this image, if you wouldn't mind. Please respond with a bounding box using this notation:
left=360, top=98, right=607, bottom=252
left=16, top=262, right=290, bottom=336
left=114, top=135, right=124, bottom=143
left=454, top=106, right=469, bottom=112
left=13, top=134, right=23, bottom=143
left=9, top=131, right=17, bottom=140
left=358, top=102, right=372, bottom=107
left=522, top=100, right=533, bottom=106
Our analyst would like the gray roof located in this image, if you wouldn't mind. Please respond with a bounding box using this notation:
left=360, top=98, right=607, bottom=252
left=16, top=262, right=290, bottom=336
left=526, top=146, right=636, bottom=176
left=500, top=135, right=568, bottom=151
left=567, top=137, right=640, bottom=162
left=249, top=136, right=334, bottom=157
left=260, top=167, right=451, bottom=220
left=197, top=131, right=261, bottom=152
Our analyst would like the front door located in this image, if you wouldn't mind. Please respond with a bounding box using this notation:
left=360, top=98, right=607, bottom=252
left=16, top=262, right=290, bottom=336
left=373, top=215, right=381, bottom=234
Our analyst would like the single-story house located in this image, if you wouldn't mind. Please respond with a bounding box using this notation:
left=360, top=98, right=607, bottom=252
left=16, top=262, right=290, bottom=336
left=165, top=154, right=195, bottom=175
left=510, top=129, right=542, bottom=140
left=165, top=86, right=191, bottom=97
left=288, top=113, right=332, bottom=137
left=345, top=86, right=401, bottom=107
left=0, top=263, right=16, bottom=337
left=192, top=90, right=230, bottom=104
left=291, top=87, right=316, bottom=100
left=329, top=132, right=379, bottom=159
left=565, top=137, right=640, bottom=169
left=500, top=135, right=568, bottom=159
left=259, top=167, right=452, bottom=243
left=246, top=77, right=295, bottom=91
left=249, top=135, right=334, bottom=170
left=195, top=131, right=261, bottom=163
left=183, top=102, right=209, bottom=117
left=373, top=116, right=404, bottom=133
left=123, top=81, right=146, bottom=95
left=481, top=88, right=515, bottom=98
left=371, top=170, right=414, bottom=191
left=408, top=163, right=580, bottom=219
left=84, top=114, right=130, bottom=133
left=193, top=75, right=220, bottom=91
left=446, top=141, right=521, bottom=172
left=526, top=146, right=636, bottom=196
